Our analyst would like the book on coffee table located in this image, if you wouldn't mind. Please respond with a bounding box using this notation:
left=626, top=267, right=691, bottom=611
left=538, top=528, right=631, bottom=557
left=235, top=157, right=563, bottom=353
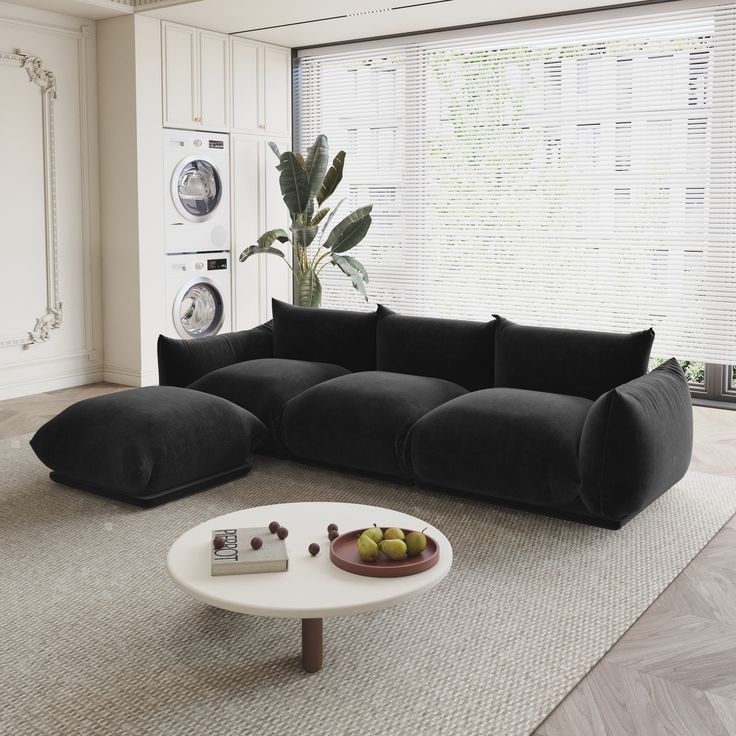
left=211, top=527, right=288, bottom=576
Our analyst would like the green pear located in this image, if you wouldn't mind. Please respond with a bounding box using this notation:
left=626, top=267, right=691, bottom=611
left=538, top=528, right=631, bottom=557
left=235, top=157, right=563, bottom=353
left=380, top=539, right=407, bottom=561
left=406, top=530, right=428, bottom=557
left=357, top=533, right=379, bottom=562
left=362, top=524, right=383, bottom=544
left=383, top=527, right=405, bottom=541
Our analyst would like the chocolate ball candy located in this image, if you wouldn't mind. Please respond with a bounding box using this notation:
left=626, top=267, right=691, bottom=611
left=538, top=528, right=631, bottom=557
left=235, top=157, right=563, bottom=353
left=250, top=536, right=263, bottom=550
left=277, top=526, right=289, bottom=540
left=213, top=535, right=226, bottom=550
left=268, top=521, right=280, bottom=534
left=327, top=523, right=338, bottom=533
left=308, top=543, right=320, bottom=557
left=328, top=529, right=339, bottom=541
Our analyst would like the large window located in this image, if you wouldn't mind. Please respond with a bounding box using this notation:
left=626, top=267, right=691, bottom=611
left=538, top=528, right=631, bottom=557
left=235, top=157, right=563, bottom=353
left=295, top=1, right=736, bottom=367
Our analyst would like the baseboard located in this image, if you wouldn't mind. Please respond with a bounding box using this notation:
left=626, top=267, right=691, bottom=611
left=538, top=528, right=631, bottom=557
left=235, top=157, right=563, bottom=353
left=0, top=367, right=104, bottom=401
left=102, top=365, right=159, bottom=387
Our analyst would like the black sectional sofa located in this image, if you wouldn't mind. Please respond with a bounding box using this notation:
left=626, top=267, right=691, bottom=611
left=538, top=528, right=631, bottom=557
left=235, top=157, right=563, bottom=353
left=157, top=300, right=693, bottom=529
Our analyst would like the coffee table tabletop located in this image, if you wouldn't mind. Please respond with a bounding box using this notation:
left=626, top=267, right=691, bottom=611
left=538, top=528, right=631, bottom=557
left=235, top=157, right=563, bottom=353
left=167, top=501, right=453, bottom=671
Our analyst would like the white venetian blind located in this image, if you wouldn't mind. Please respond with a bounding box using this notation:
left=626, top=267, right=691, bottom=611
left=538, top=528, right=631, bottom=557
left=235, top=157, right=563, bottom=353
left=295, top=2, right=736, bottom=364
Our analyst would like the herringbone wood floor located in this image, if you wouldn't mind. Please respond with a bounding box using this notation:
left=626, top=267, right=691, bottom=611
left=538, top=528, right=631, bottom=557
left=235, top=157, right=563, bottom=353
left=4, top=383, right=736, bottom=735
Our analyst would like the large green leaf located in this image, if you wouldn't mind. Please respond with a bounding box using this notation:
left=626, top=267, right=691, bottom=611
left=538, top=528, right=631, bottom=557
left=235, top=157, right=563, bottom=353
left=323, top=205, right=373, bottom=254
left=305, top=134, right=330, bottom=203
left=256, top=228, right=290, bottom=249
left=239, top=245, right=286, bottom=262
left=296, top=269, right=322, bottom=308
left=318, top=198, right=344, bottom=247
left=331, top=255, right=368, bottom=300
left=310, top=207, right=330, bottom=227
left=337, top=254, right=369, bottom=282
left=290, top=224, right=319, bottom=249
left=277, top=152, right=309, bottom=216
left=267, top=141, right=281, bottom=159
left=316, top=150, right=345, bottom=206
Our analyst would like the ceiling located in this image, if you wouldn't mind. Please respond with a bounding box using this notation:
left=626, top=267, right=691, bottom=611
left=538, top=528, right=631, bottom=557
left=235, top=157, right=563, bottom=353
left=4, top=0, right=132, bottom=19
left=4, top=0, right=661, bottom=42
left=141, top=0, right=649, bottom=48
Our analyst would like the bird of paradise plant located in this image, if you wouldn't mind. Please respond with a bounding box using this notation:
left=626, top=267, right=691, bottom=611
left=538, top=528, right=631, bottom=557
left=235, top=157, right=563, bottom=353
left=239, top=134, right=373, bottom=308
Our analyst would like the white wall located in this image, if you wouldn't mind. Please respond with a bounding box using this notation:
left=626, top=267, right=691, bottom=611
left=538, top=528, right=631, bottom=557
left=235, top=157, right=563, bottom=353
left=0, top=1, right=102, bottom=400
left=97, top=13, right=164, bottom=386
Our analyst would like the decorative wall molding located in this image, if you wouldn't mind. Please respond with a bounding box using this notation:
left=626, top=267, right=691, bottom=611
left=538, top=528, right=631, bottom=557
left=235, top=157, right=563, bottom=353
left=0, top=51, right=63, bottom=349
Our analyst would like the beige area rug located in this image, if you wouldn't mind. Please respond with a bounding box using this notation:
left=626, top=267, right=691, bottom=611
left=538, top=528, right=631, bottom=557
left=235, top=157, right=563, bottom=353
left=2, top=435, right=735, bottom=736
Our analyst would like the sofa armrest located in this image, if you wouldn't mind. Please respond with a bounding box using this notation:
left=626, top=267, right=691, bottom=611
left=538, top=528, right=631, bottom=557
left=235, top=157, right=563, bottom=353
left=578, top=357, right=693, bottom=524
left=157, top=321, right=273, bottom=387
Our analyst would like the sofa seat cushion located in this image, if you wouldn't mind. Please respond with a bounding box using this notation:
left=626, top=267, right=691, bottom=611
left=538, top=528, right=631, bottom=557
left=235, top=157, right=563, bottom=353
left=282, top=371, right=468, bottom=478
left=30, top=386, right=267, bottom=506
left=408, top=388, right=593, bottom=506
left=188, top=358, right=350, bottom=453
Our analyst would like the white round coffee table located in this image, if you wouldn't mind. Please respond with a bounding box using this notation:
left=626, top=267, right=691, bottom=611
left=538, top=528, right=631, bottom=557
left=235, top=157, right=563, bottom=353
left=167, top=501, right=452, bottom=672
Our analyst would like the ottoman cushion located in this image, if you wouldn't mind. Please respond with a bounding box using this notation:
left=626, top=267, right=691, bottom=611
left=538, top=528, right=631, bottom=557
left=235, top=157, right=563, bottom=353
left=188, top=358, right=350, bottom=454
left=282, top=371, right=467, bottom=479
left=30, top=386, right=267, bottom=506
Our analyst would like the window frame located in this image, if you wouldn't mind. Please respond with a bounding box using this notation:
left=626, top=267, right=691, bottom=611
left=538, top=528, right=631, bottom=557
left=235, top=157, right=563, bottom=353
left=690, top=363, right=736, bottom=405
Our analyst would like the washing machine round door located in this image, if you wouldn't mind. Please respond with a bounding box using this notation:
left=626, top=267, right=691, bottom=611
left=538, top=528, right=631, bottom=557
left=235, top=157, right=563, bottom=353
left=172, top=156, right=222, bottom=221
left=173, top=278, right=225, bottom=339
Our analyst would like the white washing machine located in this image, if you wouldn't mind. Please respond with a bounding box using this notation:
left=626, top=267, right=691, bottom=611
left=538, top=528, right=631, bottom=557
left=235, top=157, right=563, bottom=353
left=164, top=129, right=230, bottom=254
left=165, top=253, right=232, bottom=339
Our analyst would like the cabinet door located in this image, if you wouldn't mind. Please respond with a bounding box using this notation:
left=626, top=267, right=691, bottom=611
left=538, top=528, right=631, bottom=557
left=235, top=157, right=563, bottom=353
left=199, top=31, right=229, bottom=131
left=231, top=38, right=261, bottom=134
left=162, top=22, right=198, bottom=129
left=263, top=137, right=292, bottom=315
left=263, top=45, right=291, bottom=137
left=231, top=135, right=263, bottom=330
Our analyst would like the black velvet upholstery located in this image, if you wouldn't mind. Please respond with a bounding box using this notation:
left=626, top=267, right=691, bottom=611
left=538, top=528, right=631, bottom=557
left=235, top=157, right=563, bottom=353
left=282, top=371, right=467, bottom=478
left=493, top=316, right=654, bottom=400
left=30, top=386, right=266, bottom=506
left=272, top=299, right=377, bottom=372
left=579, top=358, right=693, bottom=523
left=376, top=305, right=495, bottom=391
left=409, top=388, right=593, bottom=506
left=158, top=321, right=273, bottom=388
left=188, top=358, right=350, bottom=454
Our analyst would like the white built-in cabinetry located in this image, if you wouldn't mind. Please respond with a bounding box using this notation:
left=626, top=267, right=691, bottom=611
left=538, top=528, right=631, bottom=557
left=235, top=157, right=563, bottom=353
left=162, top=22, right=292, bottom=329
left=231, top=38, right=291, bottom=137
left=231, top=135, right=291, bottom=329
left=162, top=22, right=230, bottom=132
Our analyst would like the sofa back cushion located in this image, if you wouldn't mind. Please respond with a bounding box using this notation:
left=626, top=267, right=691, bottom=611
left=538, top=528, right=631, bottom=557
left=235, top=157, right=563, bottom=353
left=376, top=305, right=495, bottom=391
left=272, top=299, right=377, bottom=372
left=493, top=315, right=654, bottom=400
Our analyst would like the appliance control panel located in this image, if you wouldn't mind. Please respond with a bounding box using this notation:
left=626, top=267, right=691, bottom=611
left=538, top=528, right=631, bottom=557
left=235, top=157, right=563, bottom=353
left=207, top=258, right=228, bottom=271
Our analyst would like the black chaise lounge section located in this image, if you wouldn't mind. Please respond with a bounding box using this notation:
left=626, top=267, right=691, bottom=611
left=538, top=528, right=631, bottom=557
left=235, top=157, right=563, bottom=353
left=156, top=299, right=693, bottom=528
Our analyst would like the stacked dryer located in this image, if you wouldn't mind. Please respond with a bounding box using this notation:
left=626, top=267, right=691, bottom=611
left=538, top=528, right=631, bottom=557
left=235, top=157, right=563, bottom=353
left=164, top=129, right=232, bottom=339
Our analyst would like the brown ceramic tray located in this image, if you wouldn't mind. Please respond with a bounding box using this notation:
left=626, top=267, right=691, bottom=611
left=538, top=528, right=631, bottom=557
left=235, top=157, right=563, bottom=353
left=330, top=528, right=440, bottom=578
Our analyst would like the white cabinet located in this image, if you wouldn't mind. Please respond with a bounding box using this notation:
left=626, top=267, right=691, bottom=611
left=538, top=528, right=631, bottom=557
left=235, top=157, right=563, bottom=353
left=162, top=22, right=229, bottom=131
left=231, top=38, right=291, bottom=137
left=232, top=135, right=292, bottom=329
left=263, top=46, right=291, bottom=137
left=162, top=23, right=196, bottom=129
left=231, top=38, right=260, bottom=134
left=198, top=31, right=229, bottom=131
